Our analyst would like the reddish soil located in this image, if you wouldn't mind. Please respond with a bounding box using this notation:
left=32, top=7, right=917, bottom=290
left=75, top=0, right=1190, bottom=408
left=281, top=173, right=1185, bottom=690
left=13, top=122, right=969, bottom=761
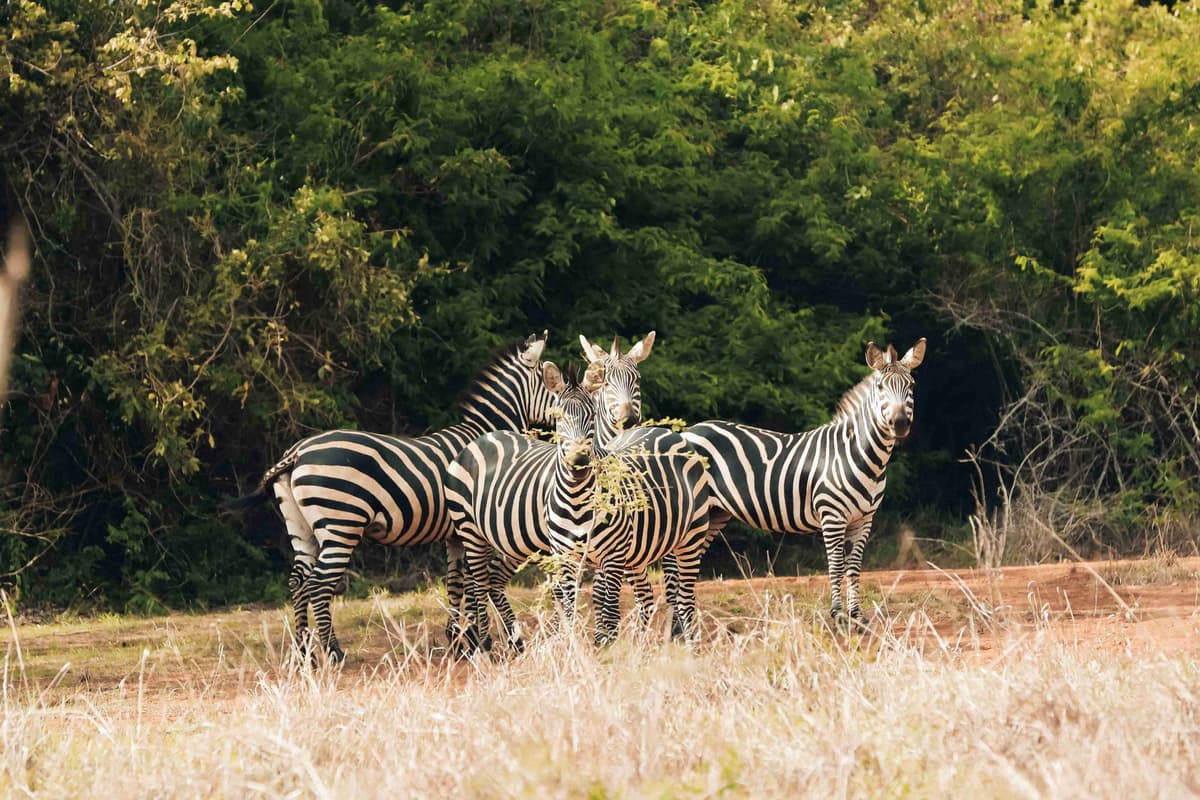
left=698, top=557, right=1200, bottom=660
left=5, top=557, right=1199, bottom=713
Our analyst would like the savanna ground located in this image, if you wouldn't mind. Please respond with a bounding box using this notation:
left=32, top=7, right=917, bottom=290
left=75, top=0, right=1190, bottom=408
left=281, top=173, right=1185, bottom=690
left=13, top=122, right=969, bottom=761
left=3, top=557, right=1200, bottom=798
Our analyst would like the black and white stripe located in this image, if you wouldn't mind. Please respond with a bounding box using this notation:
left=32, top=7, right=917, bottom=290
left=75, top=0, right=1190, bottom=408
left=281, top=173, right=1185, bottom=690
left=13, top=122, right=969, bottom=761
left=448, top=353, right=711, bottom=649
left=227, top=333, right=555, bottom=661
left=579, top=332, right=654, bottom=447
left=683, top=339, right=926, bottom=623
left=444, top=333, right=659, bottom=651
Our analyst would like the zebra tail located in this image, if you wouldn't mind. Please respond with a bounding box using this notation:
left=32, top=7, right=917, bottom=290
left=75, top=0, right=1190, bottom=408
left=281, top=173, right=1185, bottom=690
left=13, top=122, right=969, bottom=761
left=220, top=489, right=270, bottom=512
left=222, top=446, right=302, bottom=513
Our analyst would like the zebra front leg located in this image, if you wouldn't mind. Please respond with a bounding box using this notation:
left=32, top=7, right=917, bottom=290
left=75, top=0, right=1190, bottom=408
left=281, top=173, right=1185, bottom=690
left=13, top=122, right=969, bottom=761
left=845, top=521, right=873, bottom=625
left=550, top=557, right=583, bottom=635
left=820, top=516, right=849, bottom=625
left=593, top=559, right=625, bottom=646
left=628, top=567, right=656, bottom=630
left=487, top=554, right=525, bottom=653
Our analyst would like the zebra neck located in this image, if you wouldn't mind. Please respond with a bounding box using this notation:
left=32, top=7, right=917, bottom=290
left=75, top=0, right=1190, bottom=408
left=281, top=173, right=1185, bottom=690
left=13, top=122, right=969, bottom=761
left=424, top=417, right=524, bottom=457
left=456, top=398, right=527, bottom=437
left=592, top=398, right=625, bottom=450
left=842, top=389, right=897, bottom=480
left=596, top=416, right=619, bottom=449
left=548, top=458, right=596, bottom=530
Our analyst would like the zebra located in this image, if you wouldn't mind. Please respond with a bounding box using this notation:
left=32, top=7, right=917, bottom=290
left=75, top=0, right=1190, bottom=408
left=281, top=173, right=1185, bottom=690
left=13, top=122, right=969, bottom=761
left=579, top=331, right=654, bottom=447
left=444, top=332, right=660, bottom=652
left=224, top=332, right=556, bottom=662
left=682, top=339, right=926, bottom=625
left=448, top=356, right=711, bottom=650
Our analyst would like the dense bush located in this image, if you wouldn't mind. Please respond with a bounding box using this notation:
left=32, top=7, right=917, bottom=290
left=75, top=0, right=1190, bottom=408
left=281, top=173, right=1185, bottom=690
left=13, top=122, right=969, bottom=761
left=2, top=0, right=1197, bottom=609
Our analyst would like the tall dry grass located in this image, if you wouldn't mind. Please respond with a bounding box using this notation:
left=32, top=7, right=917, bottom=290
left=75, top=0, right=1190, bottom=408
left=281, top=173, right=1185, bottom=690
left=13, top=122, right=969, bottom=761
left=1, top=593, right=1199, bottom=799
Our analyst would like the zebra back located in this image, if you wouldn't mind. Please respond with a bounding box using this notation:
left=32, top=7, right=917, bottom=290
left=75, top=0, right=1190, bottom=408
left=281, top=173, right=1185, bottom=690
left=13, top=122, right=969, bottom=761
left=261, top=332, right=555, bottom=546
left=682, top=338, right=927, bottom=534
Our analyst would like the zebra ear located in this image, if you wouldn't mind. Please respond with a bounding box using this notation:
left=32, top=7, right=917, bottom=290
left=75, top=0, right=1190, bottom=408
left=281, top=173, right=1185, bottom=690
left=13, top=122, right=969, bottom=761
left=542, top=362, right=565, bottom=394
left=626, top=331, right=656, bottom=364
left=865, top=342, right=888, bottom=370
left=582, top=361, right=606, bottom=393
left=899, top=338, right=927, bottom=370
left=519, top=331, right=548, bottom=368
left=579, top=334, right=608, bottom=363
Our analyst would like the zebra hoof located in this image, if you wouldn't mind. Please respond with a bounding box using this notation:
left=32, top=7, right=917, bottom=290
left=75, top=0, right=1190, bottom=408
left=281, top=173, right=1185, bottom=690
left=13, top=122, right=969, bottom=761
left=829, top=609, right=854, bottom=633
left=452, top=625, right=490, bottom=657
left=506, top=622, right=525, bottom=655
left=327, top=644, right=346, bottom=664
left=594, top=630, right=618, bottom=648
left=446, top=624, right=477, bottom=659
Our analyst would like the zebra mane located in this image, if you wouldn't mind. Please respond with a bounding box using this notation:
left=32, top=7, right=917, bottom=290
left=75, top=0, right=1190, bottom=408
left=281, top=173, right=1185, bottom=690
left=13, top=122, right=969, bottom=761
left=563, top=361, right=582, bottom=388
left=454, top=339, right=527, bottom=411
left=830, top=372, right=875, bottom=425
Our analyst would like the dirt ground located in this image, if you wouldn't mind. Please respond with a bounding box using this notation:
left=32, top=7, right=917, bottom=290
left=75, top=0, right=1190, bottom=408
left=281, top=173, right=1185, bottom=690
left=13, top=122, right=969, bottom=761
left=4, top=557, right=1199, bottom=712
left=702, top=556, right=1200, bottom=660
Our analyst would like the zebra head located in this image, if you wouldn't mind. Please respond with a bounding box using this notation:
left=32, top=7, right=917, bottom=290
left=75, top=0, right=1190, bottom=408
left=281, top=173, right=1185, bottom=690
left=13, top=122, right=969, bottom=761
left=864, top=338, right=927, bottom=440
left=513, top=330, right=556, bottom=427
left=543, top=360, right=605, bottom=470
left=578, top=331, right=655, bottom=436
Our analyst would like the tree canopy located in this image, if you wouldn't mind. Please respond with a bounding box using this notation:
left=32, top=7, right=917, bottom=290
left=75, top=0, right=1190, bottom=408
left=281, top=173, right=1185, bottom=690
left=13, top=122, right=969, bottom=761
left=2, top=0, right=1198, bottom=609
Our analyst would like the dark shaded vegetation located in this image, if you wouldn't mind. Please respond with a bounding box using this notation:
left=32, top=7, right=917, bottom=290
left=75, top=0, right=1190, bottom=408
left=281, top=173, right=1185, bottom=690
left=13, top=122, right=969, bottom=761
left=2, top=0, right=1198, bottom=610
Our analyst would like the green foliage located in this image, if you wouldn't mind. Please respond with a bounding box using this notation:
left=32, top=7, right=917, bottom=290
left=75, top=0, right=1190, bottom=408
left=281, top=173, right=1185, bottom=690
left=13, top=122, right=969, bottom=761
left=3, top=0, right=1198, bottom=607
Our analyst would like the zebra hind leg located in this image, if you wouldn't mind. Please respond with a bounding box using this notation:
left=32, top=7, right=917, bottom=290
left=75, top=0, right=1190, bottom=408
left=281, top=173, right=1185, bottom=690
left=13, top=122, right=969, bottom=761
left=307, top=539, right=360, bottom=664
left=275, top=478, right=322, bottom=660
left=458, top=541, right=496, bottom=656
left=287, top=559, right=315, bottom=656
left=487, top=555, right=524, bottom=654
left=444, top=538, right=468, bottom=655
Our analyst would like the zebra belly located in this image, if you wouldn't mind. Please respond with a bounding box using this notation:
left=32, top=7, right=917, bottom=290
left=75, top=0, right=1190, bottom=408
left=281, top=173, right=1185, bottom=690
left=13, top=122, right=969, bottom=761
left=570, top=450, right=707, bottom=569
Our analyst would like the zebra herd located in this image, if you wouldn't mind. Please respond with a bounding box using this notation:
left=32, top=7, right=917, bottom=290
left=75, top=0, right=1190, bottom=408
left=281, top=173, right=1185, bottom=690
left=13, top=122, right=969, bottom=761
left=228, top=331, right=925, bottom=662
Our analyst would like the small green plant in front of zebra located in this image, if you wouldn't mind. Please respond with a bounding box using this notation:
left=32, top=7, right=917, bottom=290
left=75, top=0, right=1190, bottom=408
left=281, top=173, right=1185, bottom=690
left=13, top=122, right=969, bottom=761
left=639, top=416, right=691, bottom=433
left=585, top=447, right=652, bottom=526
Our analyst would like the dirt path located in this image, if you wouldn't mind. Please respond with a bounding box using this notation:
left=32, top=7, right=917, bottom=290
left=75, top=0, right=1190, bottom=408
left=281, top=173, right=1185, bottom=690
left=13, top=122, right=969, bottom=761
left=704, top=557, right=1200, bottom=660
left=4, top=557, right=1199, bottom=710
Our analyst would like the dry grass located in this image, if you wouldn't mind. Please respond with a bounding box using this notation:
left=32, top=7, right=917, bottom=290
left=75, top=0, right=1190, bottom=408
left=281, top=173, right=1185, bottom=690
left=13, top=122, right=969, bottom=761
left=2, top=581, right=1200, bottom=798
left=1099, top=552, right=1200, bottom=587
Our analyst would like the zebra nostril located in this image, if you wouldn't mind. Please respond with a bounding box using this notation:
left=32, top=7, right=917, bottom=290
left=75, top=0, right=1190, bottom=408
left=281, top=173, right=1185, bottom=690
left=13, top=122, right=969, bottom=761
left=614, top=403, right=633, bottom=427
